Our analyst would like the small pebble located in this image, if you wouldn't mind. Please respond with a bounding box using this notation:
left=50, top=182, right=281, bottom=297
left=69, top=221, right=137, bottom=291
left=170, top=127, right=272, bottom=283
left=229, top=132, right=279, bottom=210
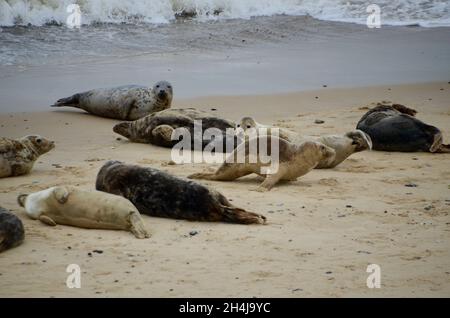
left=189, top=231, right=198, bottom=236
left=314, top=119, right=324, bottom=124
left=405, top=183, right=417, bottom=187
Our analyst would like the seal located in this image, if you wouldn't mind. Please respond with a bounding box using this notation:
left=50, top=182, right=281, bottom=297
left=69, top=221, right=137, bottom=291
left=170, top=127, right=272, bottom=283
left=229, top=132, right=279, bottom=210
left=356, top=102, right=450, bottom=152
left=17, top=186, right=150, bottom=239
left=52, top=81, right=173, bottom=120
left=0, top=135, right=55, bottom=178
left=95, top=160, right=266, bottom=224
left=236, top=117, right=372, bottom=168
left=188, top=136, right=336, bottom=191
left=0, top=207, right=25, bottom=253
left=113, top=108, right=237, bottom=150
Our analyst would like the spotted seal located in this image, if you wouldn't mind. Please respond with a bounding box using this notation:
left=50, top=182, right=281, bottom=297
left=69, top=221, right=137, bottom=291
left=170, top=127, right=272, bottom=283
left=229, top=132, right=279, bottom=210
left=52, top=81, right=173, bottom=120
left=0, top=135, right=55, bottom=178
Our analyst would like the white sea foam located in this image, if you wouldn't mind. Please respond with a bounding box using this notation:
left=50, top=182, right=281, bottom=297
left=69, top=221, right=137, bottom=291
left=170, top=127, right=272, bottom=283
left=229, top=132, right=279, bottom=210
left=0, top=0, right=449, bottom=27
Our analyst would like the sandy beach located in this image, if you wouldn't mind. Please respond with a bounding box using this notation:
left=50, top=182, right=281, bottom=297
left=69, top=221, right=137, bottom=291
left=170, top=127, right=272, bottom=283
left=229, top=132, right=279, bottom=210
left=0, top=82, right=449, bottom=297
left=1, top=2, right=450, bottom=298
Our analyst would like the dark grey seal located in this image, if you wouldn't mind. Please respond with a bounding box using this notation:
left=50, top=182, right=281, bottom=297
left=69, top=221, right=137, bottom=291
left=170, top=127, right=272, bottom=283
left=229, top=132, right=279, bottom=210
left=0, top=207, right=25, bottom=253
left=95, top=161, right=266, bottom=224
left=356, top=103, right=450, bottom=153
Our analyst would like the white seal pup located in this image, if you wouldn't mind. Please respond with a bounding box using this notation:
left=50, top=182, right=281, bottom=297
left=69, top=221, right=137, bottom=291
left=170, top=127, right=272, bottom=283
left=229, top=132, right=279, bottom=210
left=52, top=81, right=173, bottom=120
left=0, top=135, right=55, bottom=178
left=17, top=186, right=150, bottom=239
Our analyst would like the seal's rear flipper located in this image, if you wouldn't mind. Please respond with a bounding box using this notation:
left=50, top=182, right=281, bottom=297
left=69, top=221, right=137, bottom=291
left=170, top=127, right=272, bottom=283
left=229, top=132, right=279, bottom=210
left=221, top=206, right=266, bottom=225
left=129, top=212, right=151, bottom=239
left=435, top=144, right=450, bottom=153
left=0, top=235, right=5, bottom=253
left=187, top=172, right=216, bottom=180
left=391, top=104, right=417, bottom=117
left=51, top=94, right=80, bottom=107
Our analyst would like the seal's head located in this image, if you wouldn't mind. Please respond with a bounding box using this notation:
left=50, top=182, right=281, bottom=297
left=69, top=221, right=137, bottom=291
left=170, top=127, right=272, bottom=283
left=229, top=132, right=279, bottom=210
left=17, top=194, right=28, bottom=207
left=153, top=81, right=173, bottom=106
left=237, top=117, right=257, bottom=130
left=95, top=160, right=124, bottom=193
left=345, top=130, right=372, bottom=152
left=22, top=135, right=55, bottom=155
left=113, top=122, right=132, bottom=139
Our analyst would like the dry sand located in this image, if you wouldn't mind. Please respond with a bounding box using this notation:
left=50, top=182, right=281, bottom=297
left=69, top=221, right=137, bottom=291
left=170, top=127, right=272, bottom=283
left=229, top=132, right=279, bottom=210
left=0, top=82, right=449, bottom=297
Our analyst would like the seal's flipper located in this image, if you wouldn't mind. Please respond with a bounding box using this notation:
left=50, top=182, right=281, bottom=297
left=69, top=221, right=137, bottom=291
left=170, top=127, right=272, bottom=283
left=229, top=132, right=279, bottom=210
left=256, top=173, right=282, bottom=192
left=391, top=104, right=417, bottom=116
left=51, top=93, right=81, bottom=107
left=53, top=187, right=69, bottom=204
left=435, top=144, right=450, bottom=153
left=39, top=215, right=57, bottom=226
left=220, top=205, right=266, bottom=225
left=128, top=212, right=151, bottom=239
left=152, top=125, right=174, bottom=142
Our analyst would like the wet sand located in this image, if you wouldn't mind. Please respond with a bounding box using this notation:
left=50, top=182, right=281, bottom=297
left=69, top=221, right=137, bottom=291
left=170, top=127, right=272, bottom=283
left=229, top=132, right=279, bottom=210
left=0, top=82, right=449, bottom=297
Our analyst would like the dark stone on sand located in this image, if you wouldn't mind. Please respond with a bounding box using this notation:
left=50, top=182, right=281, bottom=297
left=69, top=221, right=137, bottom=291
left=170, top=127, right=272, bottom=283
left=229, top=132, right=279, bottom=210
left=189, top=231, right=198, bottom=236
left=405, top=183, right=418, bottom=187
left=314, top=119, right=324, bottom=124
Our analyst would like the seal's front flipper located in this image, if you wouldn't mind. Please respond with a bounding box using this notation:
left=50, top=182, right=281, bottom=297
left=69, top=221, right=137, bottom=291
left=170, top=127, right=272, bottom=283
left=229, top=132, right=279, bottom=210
left=152, top=125, right=174, bottom=143
left=53, top=187, right=69, bottom=204
left=39, top=215, right=57, bottom=226
left=129, top=212, right=151, bottom=239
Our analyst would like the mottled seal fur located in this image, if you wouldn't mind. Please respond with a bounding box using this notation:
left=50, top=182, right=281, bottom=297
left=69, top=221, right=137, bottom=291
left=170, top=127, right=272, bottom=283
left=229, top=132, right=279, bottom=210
left=356, top=102, right=450, bottom=153
left=113, top=108, right=237, bottom=151
left=0, top=207, right=25, bottom=253
left=189, top=136, right=336, bottom=191
left=17, top=186, right=150, bottom=239
left=237, top=117, right=371, bottom=168
left=52, top=81, right=173, bottom=120
left=95, top=161, right=266, bottom=224
left=0, top=135, right=55, bottom=178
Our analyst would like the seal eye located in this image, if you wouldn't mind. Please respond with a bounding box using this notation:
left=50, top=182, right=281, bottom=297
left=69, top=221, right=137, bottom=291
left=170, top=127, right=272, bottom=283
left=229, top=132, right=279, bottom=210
left=237, top=124, right=240, bottom=128
left=168, top=86, right=172, bottom=89
left=246, top=125, right=251, bottom=129
left=36, top=138, right=42, bottom=143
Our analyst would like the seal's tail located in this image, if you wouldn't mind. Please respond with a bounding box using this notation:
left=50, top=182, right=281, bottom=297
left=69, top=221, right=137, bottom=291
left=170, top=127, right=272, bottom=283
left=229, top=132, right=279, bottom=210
left=220, top=205, right=266, bottom=225
left=51, top=93, right=80, bottom=107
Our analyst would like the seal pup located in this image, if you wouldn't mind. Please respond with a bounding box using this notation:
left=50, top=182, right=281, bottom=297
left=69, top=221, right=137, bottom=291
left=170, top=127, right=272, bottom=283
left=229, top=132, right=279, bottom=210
left=188, top=136, right=336, bottom=191
left=113, top=108, right=238, bottom=150
left=95, top=161, right=266, bottom=224
left=0, top=135, right=55, bottom=178
left=0, top=207, right=25, bottom=253
left=236, top=117, right=371, bottom=168
left=52, top=81, right=173, bottom=120
left=357, top=102, right=450, bottom=153
left=17, top=186, right=150, bottom=239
